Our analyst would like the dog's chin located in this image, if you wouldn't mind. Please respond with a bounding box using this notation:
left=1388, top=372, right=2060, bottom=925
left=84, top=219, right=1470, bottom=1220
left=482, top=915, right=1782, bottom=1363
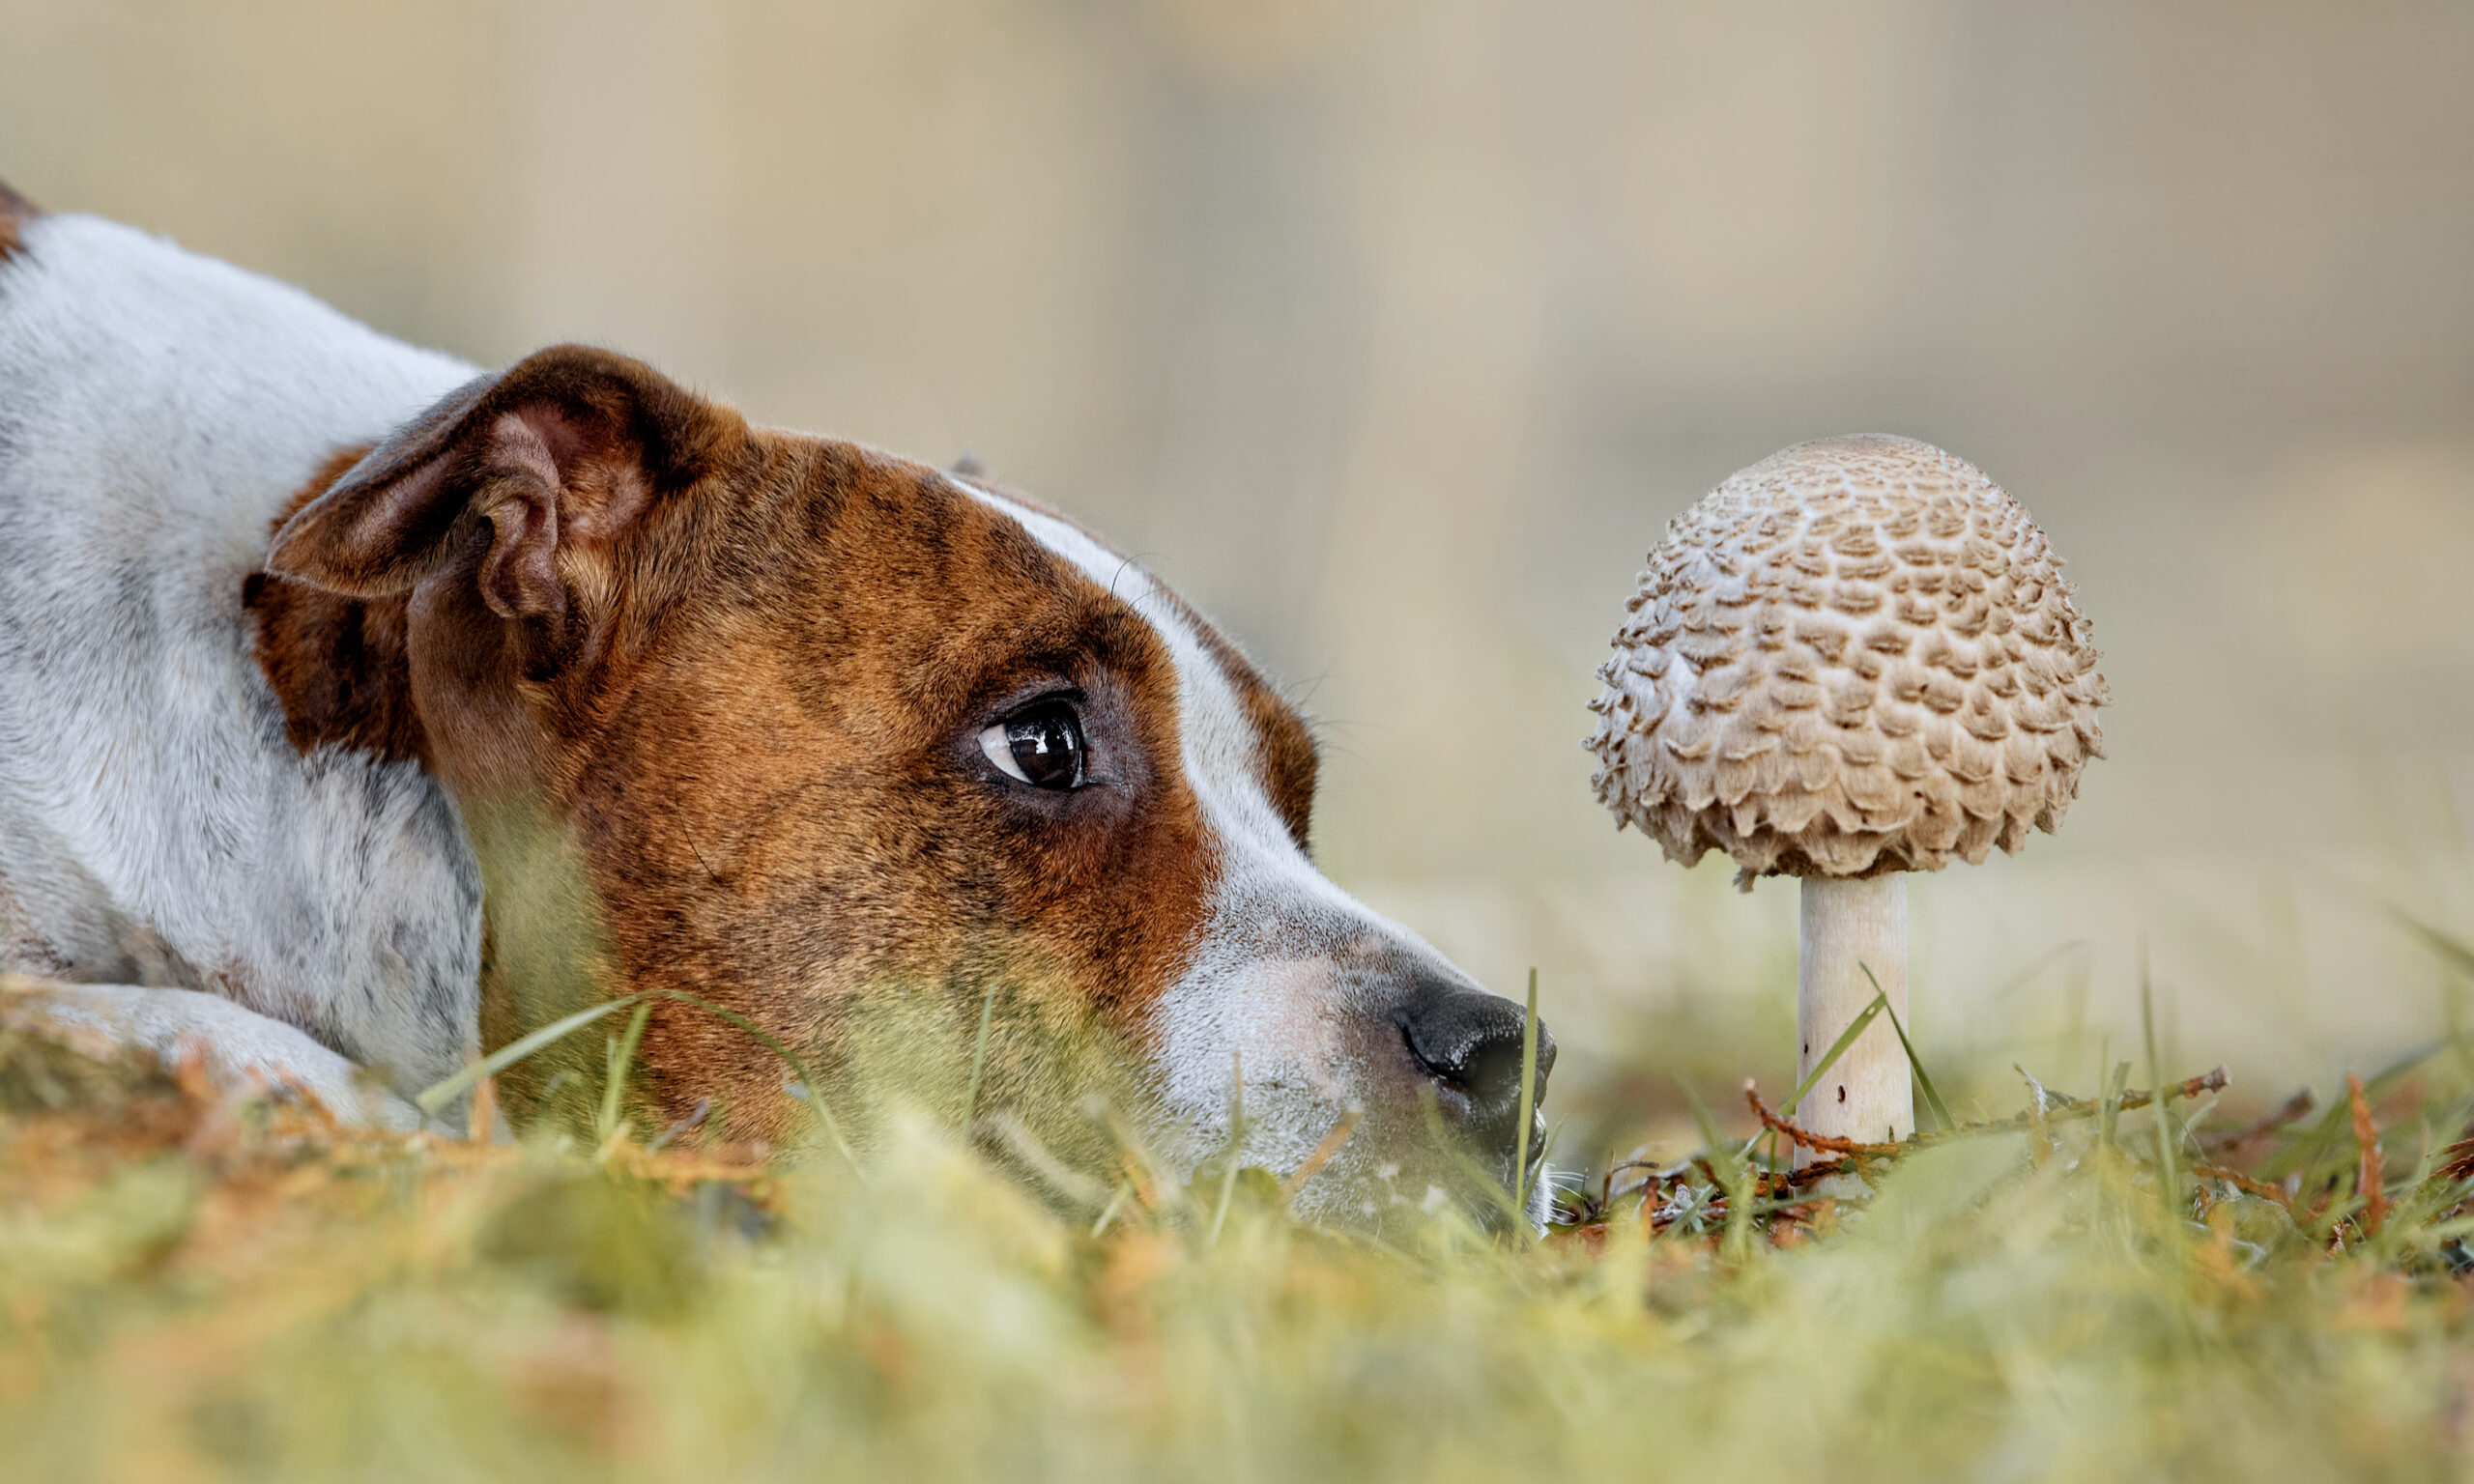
left=1182, top=1088, right=1553, bottom=1238
left=1277, top=1151, right=1556, bottom=1238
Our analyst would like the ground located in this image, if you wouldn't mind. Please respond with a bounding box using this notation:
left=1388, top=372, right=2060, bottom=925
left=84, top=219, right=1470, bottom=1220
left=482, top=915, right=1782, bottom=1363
left=7, top=945, right=2474, bottom=1483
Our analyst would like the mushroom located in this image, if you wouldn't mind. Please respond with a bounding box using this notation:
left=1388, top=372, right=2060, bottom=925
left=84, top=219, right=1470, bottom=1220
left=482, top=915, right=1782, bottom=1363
left=1585, top=435, right=2106, bottom=1156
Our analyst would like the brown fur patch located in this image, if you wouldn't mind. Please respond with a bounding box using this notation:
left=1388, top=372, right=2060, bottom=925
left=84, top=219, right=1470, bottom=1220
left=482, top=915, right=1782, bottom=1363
left=0, top=179, right=40, bottom=262
left=244, top=446, right=429, bottom=764
left=251, top=351, right=1232, bottom=1138
left=546, top=439, right=1220, bottom=1134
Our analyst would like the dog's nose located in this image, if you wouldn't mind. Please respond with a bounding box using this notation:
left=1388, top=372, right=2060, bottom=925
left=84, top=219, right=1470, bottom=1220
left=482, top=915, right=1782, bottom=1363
left=1392, top=984, right=1556, bottom=1170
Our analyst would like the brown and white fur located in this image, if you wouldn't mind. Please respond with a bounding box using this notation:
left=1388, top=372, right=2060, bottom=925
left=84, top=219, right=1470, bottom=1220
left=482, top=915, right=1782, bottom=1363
left=0, top=188, right=1551, bottom=1226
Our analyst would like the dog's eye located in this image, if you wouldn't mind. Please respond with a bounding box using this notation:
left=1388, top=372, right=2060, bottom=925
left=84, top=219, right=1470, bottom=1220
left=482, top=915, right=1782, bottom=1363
left=978, top=700, right=1085, bottom=790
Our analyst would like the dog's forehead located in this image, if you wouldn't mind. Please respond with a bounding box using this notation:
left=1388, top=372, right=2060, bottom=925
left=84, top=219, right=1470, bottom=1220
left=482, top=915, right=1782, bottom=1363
left=947, top=477, right=1298, bottom=849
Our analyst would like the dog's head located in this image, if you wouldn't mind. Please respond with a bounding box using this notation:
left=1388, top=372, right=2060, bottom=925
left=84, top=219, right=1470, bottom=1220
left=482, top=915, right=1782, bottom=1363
left=262, top=345, right=1552, bottom=1224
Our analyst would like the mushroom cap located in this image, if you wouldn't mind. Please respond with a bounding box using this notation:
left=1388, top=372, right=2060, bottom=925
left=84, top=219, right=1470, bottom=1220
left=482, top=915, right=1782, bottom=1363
left=1585, top=435, right=2107, bottom=879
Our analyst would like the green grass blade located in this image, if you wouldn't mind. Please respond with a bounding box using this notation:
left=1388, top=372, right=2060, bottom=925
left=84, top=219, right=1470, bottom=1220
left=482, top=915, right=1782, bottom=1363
left=649, top=987, right=864, bottom=1180
left=2097, top=1055, right=2129, bottom=1150
left=1682, top=1079, right=1752, bottom=1261
left=1514, top=967, right=1540, bottom=1216
left=962, top=985, right=998, bottom=1130
left=417, top=987, right=861, bottom=1181
left=2395, top=911, right=2474, bottom=978
left=416, top=994, right=645, bottom=1118
left=2142, top=972, right=2182, bottom=1214
left=1208, top=1162, right=1239, bottom=1244
left=1863, top=962, right=1952, bottom=1133
left=1781, top=990, right=1887, bottom=1119
left=1210, top=1049, right=1244, bottom=1245
left=1089, top=1178, right=1134, bottom=1240
left=596, top=999, right=654, bottom=1143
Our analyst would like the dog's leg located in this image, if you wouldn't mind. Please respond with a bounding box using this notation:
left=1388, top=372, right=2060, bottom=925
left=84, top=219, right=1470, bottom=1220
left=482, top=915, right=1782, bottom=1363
left=1, top=983, right=429, bottom=1131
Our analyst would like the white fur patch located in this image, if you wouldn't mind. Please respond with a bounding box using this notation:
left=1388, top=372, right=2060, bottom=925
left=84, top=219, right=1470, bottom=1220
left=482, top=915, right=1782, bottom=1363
left=0, top=214, right=484, bottom=1099
left=5, top=982, right=428, bottom=1130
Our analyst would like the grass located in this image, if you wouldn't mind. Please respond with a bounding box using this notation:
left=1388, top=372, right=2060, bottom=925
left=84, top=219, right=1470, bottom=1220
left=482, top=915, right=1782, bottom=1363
left=9, top=936, right=2474, bottom=1482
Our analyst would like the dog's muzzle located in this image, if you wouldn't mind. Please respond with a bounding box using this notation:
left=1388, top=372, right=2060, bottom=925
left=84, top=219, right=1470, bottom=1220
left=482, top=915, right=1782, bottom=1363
left=1390, top=981, right=1556, bottom=1187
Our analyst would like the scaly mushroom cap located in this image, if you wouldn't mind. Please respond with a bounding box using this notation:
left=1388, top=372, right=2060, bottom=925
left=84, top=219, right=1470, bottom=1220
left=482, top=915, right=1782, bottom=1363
left=1585, top=435, right=2107, bottom=880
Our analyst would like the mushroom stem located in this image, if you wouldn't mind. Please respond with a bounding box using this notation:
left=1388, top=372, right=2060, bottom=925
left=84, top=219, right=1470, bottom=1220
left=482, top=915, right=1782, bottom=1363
left=1797, top=874, right=1913, bottom=1157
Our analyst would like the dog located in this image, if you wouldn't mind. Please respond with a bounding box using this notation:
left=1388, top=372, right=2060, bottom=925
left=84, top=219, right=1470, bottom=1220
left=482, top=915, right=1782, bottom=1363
left=0, top=185, right=1552, bottom=1225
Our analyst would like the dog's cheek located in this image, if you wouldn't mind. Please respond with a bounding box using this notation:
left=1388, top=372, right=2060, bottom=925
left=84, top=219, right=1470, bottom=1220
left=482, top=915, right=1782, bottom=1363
left=1143, top=949, right=1365, bottom=1174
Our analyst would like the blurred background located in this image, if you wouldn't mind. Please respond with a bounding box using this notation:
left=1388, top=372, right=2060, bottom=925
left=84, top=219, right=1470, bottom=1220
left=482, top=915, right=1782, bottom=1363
left=5, top=0, right=2471, bottom=1144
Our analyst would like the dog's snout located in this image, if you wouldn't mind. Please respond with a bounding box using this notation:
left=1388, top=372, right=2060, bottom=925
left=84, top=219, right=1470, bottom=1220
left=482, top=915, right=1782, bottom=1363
left=1392, top=985, right=1556, bottom=1141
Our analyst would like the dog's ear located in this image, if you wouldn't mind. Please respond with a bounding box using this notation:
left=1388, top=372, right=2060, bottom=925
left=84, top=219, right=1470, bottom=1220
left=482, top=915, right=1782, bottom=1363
left=268, top=345, right=743, bottom=627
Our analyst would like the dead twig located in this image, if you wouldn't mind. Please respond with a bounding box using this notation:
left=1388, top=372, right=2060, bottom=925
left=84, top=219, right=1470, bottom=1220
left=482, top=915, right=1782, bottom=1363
left=2200, top=1087, right=2316, bottom=1156
left=1782, top=1156, right=1858, bottom=1190
left=1743, top=1083, right=1903, bottom=1158
left=2191, top=1161, right=2292, bottom=1206
left=2433, top=1137, right=2474, bottom=1186
left=1749, top=1158, right=1862, bottom=1196
left=1952, top=1066, right=2231, bottom=1141
left=1744, top=1069, right=2233, bottom=1165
